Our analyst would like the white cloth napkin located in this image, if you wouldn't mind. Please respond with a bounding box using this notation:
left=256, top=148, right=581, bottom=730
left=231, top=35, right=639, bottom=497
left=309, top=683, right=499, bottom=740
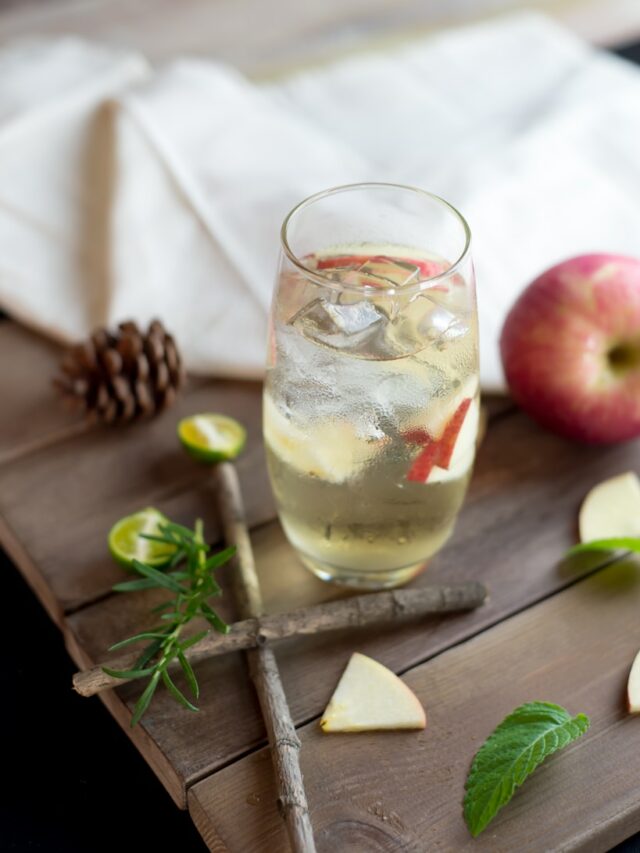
left=1, top=13, right=640, bottom=391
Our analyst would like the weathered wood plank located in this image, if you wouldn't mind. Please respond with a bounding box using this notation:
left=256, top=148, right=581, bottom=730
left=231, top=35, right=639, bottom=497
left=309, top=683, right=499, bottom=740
left=0, top=376, right=272, bottom=617
left=0, top=323, right=86, bottom=465
left=188, top=555, right=640, bottom=852
left=61, top=405, right=640, bottom=807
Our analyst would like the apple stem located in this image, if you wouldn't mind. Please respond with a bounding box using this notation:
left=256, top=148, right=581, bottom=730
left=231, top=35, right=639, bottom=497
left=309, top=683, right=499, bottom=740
left=608, top=341, right=640, bottom=374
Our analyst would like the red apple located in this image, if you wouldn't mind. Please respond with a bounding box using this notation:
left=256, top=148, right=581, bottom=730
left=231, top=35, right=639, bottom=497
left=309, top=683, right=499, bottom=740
left=500, top=254, right=640, bottom=443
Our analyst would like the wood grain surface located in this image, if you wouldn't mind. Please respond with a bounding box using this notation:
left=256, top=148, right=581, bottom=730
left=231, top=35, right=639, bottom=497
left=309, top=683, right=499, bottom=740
left=189, top=555, right=640, bottom=853
left=2, top=307, right=640, bottom=847
left=0, top=322, right=86, bottom=465
left=58, top=356, right=640, bottom=809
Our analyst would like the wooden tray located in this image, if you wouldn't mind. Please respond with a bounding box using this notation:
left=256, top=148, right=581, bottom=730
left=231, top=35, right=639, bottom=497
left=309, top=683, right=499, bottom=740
left=2, top=320, right=640, bottom=852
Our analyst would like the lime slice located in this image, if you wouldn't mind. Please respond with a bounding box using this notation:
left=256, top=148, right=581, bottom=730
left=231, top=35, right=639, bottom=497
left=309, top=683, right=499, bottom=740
left=178, top=413, right=246, bottom=463
left=108, top=507, right=176, bottom=569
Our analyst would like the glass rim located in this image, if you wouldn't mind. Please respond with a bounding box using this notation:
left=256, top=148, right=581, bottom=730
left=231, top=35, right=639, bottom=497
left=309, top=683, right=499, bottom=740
left=280, top=181, right=472, bottom=297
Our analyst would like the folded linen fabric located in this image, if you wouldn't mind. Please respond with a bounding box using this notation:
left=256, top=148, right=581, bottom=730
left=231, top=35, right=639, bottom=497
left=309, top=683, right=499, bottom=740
left=1, top=13, right=639, bottom=390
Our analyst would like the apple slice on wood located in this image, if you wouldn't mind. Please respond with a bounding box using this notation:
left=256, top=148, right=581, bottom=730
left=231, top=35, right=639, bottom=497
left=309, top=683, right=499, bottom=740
left=578, top=472, right=640, bottom=542
left=320, top=652, right=426, bottom=732
left=628, top=649, right=640, bottom=713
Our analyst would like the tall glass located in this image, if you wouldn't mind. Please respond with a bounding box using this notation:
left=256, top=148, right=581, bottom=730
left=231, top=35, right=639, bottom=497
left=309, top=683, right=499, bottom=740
left=263, top=183, right=479, bottom=589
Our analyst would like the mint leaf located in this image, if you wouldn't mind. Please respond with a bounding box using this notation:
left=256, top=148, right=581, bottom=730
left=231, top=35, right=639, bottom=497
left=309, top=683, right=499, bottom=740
left=565, top=537, right=640, bottom=557
left=464, top=701, right=589, bottom=837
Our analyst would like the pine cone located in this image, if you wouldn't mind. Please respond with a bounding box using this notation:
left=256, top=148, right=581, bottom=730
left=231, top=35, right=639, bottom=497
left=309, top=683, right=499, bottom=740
left=55, top=320, right=185, bottom=425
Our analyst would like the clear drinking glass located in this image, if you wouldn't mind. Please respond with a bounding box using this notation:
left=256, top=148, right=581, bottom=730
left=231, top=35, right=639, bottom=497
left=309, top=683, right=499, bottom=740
left=263, top=183, right=479, bottom=589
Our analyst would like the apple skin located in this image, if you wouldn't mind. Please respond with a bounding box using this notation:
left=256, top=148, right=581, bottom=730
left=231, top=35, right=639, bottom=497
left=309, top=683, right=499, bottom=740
left=500, top=254, right=640, bottom=443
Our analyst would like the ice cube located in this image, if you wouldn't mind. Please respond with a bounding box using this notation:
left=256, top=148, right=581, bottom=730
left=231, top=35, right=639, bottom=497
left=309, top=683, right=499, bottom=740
left=355, top=256, right=421, bottom=288
left=323, top=301, right=385, bottom=334
left=291, top=297, right=391, bottom=357
left=373, top=362, right=445, bottom=420
left=315, top=255, right=423, bottom=289
left=405, top=293, right=470, bottom=347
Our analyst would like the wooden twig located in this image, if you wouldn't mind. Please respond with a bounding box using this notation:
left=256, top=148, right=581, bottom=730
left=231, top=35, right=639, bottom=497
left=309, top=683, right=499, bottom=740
left=73, top=582, right=487, bottom=697
left=217, top=461, right=317, bottom=853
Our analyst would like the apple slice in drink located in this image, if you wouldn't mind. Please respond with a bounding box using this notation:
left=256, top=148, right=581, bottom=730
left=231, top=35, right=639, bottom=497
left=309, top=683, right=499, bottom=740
left=578, top=472, right=640, bottom=542
left=433, top=398, right=472, bottom=470
left=313, top=254, right=448, bottom=293
left=320, top=652, right=426, bottom=732
left=315, top=254, right=446, bottom=280
left=406, top=395, right=479, bottom=484
left=405, top=440, right=441, bottom=484
left=263, top=396, right=384, bottom=485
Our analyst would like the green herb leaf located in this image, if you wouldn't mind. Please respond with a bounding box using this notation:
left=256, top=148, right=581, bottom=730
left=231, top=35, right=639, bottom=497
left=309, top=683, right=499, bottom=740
left=565, top=537, right=640, bottom=557
left=201, top=601, right=229, bottom=634
left=108, top=631, right=169, bottom=651
left=134, top=636, right=166, bottom=670
left=150, top=599, right=176, bottom=614
left=131, top=671, right=161, bottom=727
left=103, top=515, right=232, bottom=726
left=169, top=571, right=191, bottom=581
left=208, top=577, right=223, bottom=596
left=167, top=550, right=185, bottom=569
left=177, top=650, right=199, bottom=699
left=464, top=701, right=590, bottom=837
left=162, top=669, right=198, bottom=712
left=204, top=545, right=236, bottom=572
left=113, top=577, right=163, bottom=592
left=102, top=665, right=156, bottom=680
left=161, top=521, right=197, bottom=540
left=138, top=532, right=180, bottom=545
left=180, top=630, right=208, bottom=651
left=130, top=559, right=184, bottom=592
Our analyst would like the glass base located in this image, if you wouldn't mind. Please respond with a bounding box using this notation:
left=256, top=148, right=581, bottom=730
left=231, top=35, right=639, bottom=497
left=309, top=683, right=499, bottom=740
left=299, top=553, right=428, bottom=590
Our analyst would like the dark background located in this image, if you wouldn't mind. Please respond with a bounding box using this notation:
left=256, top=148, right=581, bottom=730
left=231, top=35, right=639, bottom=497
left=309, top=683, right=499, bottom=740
left=2, top=39, right=640, bottom=853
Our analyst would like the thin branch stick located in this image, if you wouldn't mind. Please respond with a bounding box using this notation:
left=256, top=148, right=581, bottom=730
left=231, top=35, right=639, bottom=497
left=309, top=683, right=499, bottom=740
left=73, top=581, right=486, bottom=697
left=217, top=461, right=317, bottom=853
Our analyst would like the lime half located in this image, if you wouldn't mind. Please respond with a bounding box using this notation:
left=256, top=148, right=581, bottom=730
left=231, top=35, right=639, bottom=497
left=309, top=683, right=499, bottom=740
left=178, top=413, right=246, bottom=463
left=108, top=507, right=176, bottom=569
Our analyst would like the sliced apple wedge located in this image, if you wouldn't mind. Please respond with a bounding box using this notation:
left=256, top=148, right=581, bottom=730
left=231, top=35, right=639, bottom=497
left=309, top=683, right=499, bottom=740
left=628, top=649, right=640, bottom=713
left=578, top=472, right=640, bottom=542
left=320, top=652, right=426, bottom=732
left=433, top=397, right=473, bottom=470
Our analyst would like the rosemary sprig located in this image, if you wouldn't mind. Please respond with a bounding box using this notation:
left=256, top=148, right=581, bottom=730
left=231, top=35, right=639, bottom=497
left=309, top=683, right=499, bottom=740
left=102, top=519, right=234, bottom=726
